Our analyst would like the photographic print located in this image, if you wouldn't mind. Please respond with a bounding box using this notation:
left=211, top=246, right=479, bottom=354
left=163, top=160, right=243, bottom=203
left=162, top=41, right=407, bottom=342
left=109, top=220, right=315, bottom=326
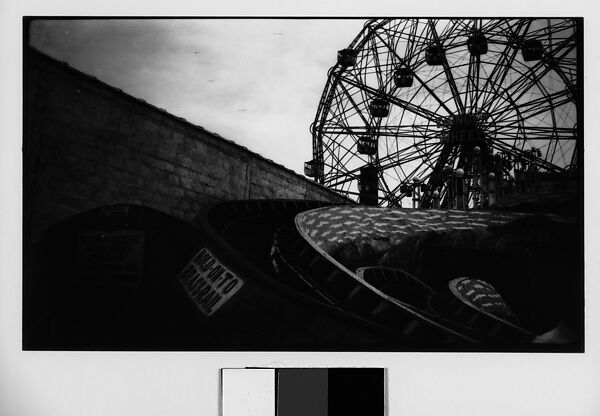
left=22, top=17, right=583, bottom=352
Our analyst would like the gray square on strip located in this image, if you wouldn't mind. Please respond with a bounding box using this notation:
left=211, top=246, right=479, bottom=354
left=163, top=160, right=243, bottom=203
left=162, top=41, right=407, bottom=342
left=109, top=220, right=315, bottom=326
left=277, top=368, right=328, bottom=416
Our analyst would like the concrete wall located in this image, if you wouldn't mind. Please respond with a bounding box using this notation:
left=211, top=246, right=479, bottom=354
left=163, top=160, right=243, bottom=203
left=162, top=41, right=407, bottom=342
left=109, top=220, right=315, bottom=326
left=24, top=48, right=349, bottom=240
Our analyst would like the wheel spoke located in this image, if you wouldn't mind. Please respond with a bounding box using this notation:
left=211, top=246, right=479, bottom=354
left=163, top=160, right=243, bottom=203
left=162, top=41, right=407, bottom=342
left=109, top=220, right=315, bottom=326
left=428, top=20, right=466, bottom=113
left=373, top=31, right=455, bottom=116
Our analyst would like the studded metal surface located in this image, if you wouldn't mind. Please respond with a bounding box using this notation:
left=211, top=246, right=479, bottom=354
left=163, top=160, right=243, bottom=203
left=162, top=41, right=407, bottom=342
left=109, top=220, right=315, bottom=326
left=294, top=206, right=558, bottom=254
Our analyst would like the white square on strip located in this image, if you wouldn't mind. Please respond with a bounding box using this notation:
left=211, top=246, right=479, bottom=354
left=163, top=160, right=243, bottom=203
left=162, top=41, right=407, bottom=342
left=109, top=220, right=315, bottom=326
left=221, top=369, right=275, bottom=416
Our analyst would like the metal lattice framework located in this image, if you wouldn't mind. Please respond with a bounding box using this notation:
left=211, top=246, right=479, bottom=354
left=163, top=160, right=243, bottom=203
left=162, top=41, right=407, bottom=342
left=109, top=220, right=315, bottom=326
left=308, top=18, right=580, bottom=207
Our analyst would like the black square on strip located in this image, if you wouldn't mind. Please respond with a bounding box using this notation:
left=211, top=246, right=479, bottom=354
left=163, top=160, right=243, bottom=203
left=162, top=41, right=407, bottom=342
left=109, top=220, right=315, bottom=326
left=328, top=368, right=384, bottom=416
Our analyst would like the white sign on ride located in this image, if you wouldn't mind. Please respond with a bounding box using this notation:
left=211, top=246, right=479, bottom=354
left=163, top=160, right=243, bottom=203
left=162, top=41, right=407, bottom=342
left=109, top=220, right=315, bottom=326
left=178, top=247, right=244, bottom=316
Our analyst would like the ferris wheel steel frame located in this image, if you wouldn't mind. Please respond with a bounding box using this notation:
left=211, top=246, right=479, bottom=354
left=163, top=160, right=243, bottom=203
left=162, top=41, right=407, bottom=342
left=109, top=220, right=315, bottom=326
left=308, top=18, right=581, bottom=208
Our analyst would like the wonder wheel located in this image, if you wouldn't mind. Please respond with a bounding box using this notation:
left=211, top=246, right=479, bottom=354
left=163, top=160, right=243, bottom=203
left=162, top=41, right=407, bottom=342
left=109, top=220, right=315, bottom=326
left=306, top=18, right=580, bottom=208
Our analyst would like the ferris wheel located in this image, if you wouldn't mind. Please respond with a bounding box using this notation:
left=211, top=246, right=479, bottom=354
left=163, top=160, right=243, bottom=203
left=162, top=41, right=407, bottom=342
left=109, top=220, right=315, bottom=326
left=306, top=18, right=580, bottom=208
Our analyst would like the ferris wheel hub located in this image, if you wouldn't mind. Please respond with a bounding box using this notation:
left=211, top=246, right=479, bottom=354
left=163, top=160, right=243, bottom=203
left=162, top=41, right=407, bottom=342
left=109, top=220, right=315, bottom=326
left=442, top=113, right=488, bottom=145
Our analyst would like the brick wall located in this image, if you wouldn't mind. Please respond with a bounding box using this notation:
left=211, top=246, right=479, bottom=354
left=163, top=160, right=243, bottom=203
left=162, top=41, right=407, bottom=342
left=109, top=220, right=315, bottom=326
left=24, top=48, right=349, bottom=240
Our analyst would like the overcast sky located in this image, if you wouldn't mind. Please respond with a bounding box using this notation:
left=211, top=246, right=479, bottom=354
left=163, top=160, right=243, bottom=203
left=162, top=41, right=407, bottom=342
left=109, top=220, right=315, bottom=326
left=29, top=19, right=366, bottom=174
